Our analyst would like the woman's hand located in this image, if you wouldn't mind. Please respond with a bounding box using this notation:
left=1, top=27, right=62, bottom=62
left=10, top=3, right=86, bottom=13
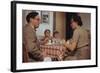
left=63, top=41, right=68, bottom=47
left=63, top=40, right=77, bottom=51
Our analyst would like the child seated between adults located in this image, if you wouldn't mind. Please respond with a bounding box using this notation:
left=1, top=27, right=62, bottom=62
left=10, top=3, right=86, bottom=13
left=52, top=31, right=65, bottom=45
left=40, top=29, right=52, bottom=45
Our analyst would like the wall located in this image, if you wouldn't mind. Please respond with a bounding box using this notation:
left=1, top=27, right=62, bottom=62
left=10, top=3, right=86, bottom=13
left=79, top=13, right=91, bottom=30
left=36, top=12, right=53, bottom=37
left=55, top=12, right=66, bottom=39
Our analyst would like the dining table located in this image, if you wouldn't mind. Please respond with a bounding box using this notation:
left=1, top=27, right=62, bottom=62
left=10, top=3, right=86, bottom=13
left=40, top=44, right=66, bottom=61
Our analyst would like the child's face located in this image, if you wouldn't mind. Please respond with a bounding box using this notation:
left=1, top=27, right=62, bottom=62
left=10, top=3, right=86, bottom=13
left=45, top=31, right=50, bottom=37
left=54, top=33, right=60, bottom=39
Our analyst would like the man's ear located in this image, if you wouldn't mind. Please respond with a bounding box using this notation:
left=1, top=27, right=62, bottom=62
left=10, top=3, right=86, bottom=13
left=30, top=18, right=33, bottom=22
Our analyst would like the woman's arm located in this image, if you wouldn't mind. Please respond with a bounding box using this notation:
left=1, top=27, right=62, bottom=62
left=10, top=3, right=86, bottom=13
left=64, top=29, right=80, bottom=51
left=64, top=41, right=77, bottom=51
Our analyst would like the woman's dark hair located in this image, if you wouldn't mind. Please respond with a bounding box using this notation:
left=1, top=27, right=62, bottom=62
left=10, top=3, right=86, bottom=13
left=44, top=29, right=51, bottom=34
left=26, top=12, right=38, bottom=23
left=53, top=31, right=59, bottom=37
left=72, top=15, right=83, bottom=26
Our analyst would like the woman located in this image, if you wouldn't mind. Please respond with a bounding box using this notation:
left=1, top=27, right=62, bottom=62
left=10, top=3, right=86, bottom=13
left=40, top=29, right=52, bottom=45
left=63, top=15, right=90, bottom=60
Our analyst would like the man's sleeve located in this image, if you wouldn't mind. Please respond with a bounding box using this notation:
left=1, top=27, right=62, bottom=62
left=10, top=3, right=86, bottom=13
left=23, top=28, right=43, bottom=61
left=24, top=28, right=37, bottom=52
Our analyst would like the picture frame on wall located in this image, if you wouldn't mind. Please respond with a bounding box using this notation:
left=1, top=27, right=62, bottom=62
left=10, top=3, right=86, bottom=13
left=41, top=11, right=50, bottom=24
left=11, top=1, right=98, bottom=72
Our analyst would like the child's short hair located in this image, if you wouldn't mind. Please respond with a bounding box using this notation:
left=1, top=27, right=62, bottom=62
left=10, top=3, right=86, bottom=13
left=53, top=31, right=59, bottom=37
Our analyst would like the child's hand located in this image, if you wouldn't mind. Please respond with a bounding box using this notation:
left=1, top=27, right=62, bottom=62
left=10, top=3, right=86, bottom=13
left=44, top=38, right=49, bottom=42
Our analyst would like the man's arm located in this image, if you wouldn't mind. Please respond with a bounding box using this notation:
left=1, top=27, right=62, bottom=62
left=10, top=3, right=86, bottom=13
left=23, top=27, right=43, bottom=61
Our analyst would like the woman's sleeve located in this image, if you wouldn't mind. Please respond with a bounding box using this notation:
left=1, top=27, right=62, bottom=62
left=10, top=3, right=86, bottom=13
left=72, top=29, right=80, bottom=44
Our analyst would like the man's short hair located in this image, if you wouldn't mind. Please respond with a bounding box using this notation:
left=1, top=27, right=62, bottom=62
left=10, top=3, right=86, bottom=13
left=26, top=11, right=39, bottom=23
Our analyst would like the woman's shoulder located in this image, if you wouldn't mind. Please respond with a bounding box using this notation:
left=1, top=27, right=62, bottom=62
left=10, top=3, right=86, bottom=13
left=74, top=26, right=86, bottom=33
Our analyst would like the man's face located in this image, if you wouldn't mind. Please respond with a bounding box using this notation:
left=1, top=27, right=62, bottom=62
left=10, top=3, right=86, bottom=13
left=31, top=15, right=41, bottom=28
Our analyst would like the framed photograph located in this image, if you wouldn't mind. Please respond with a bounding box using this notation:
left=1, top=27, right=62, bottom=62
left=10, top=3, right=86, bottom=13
left=11, top=1, right=98, bottom=72
left=41, top=11, right=50, bottom=24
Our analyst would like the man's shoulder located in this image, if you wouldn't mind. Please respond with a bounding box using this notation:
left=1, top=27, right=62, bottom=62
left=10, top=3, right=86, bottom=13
left=24, top=24, right=30, bottom=29
left=24, top=24, right=32, bottom=31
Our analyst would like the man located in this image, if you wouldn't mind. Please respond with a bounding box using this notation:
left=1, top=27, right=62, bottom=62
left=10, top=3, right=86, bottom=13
left=23, top=12, right=43, bottom=62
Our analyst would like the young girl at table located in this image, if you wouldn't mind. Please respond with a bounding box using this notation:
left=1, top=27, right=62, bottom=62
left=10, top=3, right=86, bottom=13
left=40, top=29, right=53, bottom=45
left=52, top=31, right=65, bottom=45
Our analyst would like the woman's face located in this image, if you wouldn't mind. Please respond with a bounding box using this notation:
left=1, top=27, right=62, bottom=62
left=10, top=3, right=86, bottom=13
left=45, top=31, right=50, bottom=37
left=70, top=19, right=77, bottom=29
